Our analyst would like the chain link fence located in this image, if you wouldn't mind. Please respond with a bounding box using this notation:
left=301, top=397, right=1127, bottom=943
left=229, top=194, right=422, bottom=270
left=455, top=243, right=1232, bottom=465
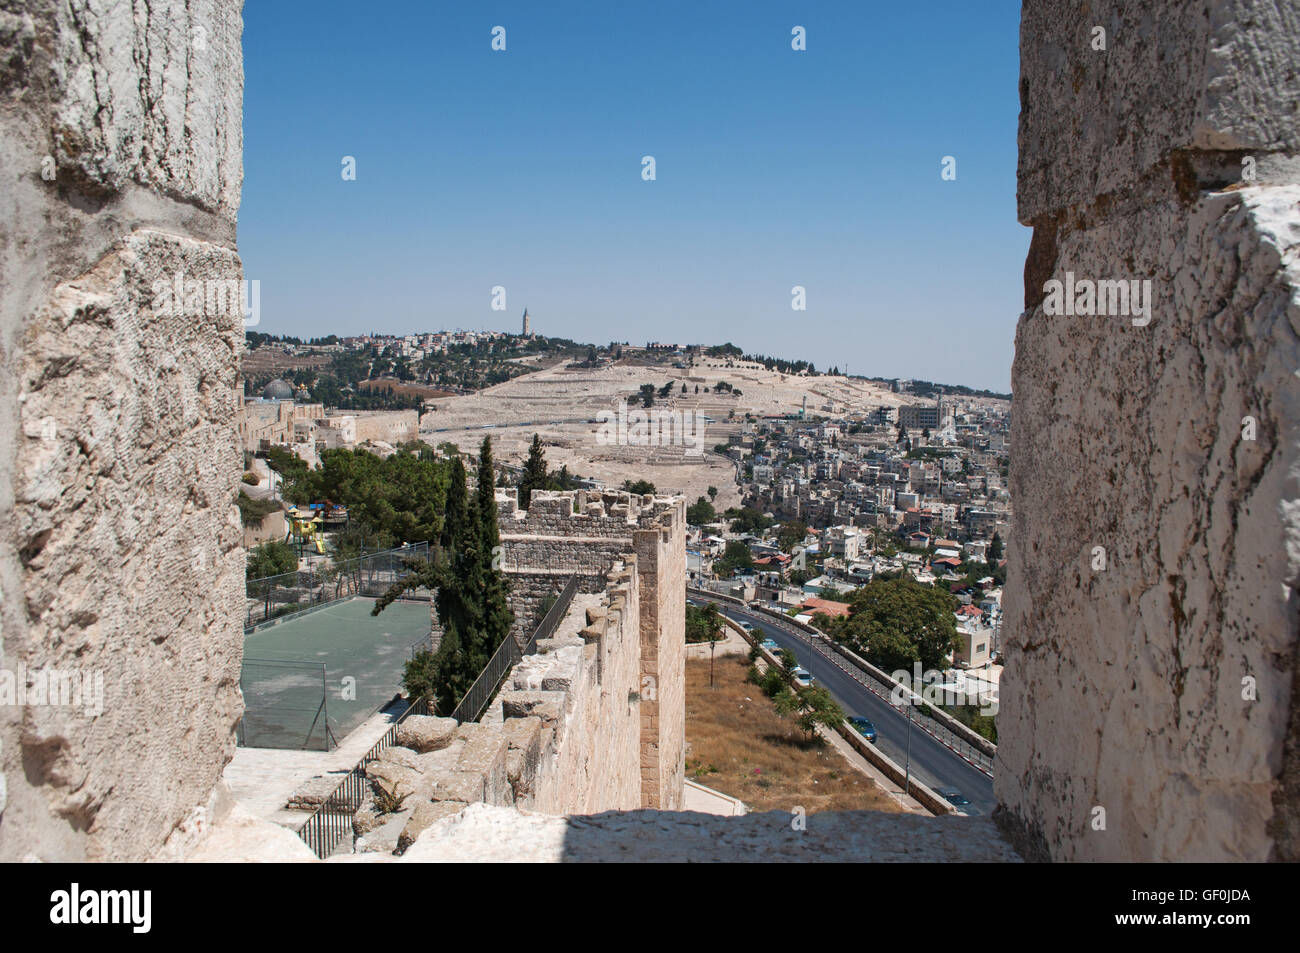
left=245, top=542, right=431, bottom=628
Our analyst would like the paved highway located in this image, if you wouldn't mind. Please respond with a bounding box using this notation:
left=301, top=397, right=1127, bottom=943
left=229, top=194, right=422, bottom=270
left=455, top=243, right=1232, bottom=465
left=690, top=597, right=997, bottom=815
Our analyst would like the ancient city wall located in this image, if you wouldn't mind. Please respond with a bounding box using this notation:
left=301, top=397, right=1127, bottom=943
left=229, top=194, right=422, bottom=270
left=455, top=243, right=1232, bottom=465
left=998, top=0, right=1300, bottom=862
left=352, top=409, right=418, bottom=447
left=497, top=489, right=686, bottom=808
left=635, top=508, right=686, bottom=809
left=499, top=562, right=644, bottom=814
left=497, top=488, right=683, bottom=639
left=0, top=0, right=246, bottom=861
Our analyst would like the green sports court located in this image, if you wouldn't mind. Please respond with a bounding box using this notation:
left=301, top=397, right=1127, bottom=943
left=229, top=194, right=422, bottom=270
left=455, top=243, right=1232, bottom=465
left=238, top=597, right=432, bottom=750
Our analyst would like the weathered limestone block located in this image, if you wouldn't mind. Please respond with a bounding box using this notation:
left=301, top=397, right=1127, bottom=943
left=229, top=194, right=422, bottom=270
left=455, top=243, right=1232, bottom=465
left=396, top=800, right=467, bottom=855
left=395, top=715, right=458, bottom=753
left=44, top=0, right=244, bottom=217
left=504, top=716, right=544, bottom=801
left=366, top=749, right=429, bottom=803
left=1001, top=0, right=1300, bottom=863
left=398, top=803, right=1022, bottom=863
left=185, top=805, right=317, bottom=863
left=286, top=774, right=348, bottom=812
left=356, top=809, right=412, bottom=855
left=500, top=691, right=565, bottom=734
left=353, top=791, right=384, bottom=837
left=453, top=723, right=513, bottom=807
left=1, top=0, right=245, bottom=863
left=1017, top=0, right=1300, bottom=222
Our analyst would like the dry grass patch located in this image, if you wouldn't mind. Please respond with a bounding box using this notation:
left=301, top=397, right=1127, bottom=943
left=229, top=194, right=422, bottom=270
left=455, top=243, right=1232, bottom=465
left=685, top=655, right=902, bottom=814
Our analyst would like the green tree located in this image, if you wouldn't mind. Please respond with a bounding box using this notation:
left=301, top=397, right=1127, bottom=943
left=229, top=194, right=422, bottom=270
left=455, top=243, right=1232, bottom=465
left=373, top=441, right=514, bottom=714
left=685, top=602, right=723, bottom=643
left=726, top=507, right=773, bottom=535
left=790, top=685, right=844, bottom=740
left=623, top=479, right=656, bottom=496
left=298, top=446, right=448, bottom=547
left=403, top=651, right=440, bottom=701
left=777, top=520, right=809, bottom=551
left=475, top=436, right=514, bottom=656
left=714, top=540, right=755, bottom=577
left=686, top=496, right=716, bottom=525
left=988, top=532, right=1004, bottom=562
left=246, top=540, right=297, bottom=579
left=825, top=576, right=961, bottom=672
left=519, top=433, right=549, bottom=510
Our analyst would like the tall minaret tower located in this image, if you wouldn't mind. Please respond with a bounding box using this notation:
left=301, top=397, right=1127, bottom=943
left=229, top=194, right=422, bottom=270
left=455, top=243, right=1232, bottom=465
left=521, top=307, right=531, bottom=337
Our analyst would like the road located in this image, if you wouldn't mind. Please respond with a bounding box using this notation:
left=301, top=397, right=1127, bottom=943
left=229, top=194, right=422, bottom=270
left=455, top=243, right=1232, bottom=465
left=690, top=597, right=997, bottom=816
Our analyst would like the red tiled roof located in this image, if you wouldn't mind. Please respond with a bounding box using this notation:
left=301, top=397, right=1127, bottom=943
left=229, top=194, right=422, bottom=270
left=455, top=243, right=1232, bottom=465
left=799, top=597, right=852, bottom=619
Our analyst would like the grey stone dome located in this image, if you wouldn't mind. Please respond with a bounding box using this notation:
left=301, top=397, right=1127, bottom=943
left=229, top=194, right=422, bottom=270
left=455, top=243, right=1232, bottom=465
left=263, top=378, right=294, bottom=400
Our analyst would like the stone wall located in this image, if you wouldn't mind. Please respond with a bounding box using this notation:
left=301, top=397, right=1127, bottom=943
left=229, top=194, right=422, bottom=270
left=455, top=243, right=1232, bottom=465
left=499, top=563, right=644, bottom=815
left=352, top=409, right=418, bottom=447
left=998, top=0, right=1300, bottom=862
left=497, top=489, right=686, bottom=807
left=0, top=0, right=246, bottom=861
left=495, top=568, right=608, bottom=649
left=635, top=507, right=686, bottom=809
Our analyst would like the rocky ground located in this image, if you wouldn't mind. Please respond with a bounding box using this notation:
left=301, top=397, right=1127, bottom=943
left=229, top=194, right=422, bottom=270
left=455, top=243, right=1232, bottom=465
left=419, top=357, right=904, bottom=508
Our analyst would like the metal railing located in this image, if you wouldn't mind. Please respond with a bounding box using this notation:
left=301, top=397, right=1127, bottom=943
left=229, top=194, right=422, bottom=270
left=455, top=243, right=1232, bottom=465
left=523, top=575, right=579, bottom=655
left=296, top=576, right=578, bottom=858
left=296, top=694, right=429, bottom=860
left=450, top=576, right=578, bottom=724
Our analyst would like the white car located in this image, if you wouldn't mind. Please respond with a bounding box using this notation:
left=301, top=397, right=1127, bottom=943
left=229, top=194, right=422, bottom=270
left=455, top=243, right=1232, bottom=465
left=792, top=667, right=812, bottom=687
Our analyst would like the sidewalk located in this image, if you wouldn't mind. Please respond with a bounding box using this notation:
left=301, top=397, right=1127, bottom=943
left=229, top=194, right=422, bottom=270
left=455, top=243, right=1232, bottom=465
left=683, top=780, right=748, bottom=816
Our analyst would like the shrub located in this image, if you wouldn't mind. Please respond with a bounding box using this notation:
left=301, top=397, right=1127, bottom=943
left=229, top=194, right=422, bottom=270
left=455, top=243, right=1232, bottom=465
left=403, top=651, right=439, bottom=703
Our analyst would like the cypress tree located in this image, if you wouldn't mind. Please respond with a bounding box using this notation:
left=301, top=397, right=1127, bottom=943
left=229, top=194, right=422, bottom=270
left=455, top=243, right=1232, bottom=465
left=476, top=436, right=514, bottom=653
left=519, top=433, right=549, bottom=509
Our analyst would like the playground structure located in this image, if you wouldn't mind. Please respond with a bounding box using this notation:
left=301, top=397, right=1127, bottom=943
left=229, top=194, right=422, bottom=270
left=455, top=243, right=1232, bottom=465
left=285, top=506, right=326, bottom=555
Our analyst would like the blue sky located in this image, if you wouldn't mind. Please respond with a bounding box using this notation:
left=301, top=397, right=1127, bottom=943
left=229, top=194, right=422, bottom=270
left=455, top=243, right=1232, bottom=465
left=240, top=1, right=1026, bottom=392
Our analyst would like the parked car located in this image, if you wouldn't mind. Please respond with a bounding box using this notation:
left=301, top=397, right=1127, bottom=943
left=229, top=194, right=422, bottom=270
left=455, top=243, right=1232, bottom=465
left=792, top=667, right=812, bottom=687
left=936, top=787, right=971, bottom=809
left=760, top=639, right=779, bottom=652
left=848, top=716, right=877, bottom=743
